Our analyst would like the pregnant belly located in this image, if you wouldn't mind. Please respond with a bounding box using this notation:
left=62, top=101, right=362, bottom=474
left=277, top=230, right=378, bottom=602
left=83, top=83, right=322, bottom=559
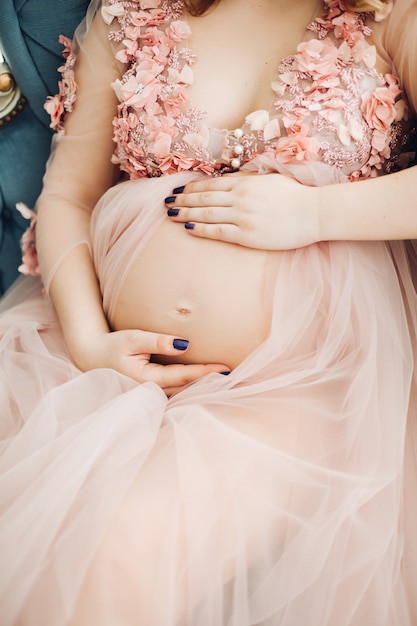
left=111, top=218, right=275, bottom=368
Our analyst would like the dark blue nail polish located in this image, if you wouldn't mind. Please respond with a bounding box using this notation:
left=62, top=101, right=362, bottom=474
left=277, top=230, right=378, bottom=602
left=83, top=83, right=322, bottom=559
left=185, top=222, right=195, bottom=230
left=220, top=371, right=231, bottom=375
left=167, top=208, right=180, bottom=217
left=173, top=338, right=189, bottom=351
left=173, top=185, right=185, bottom=194
left=165, top=196, right=176, bottom=204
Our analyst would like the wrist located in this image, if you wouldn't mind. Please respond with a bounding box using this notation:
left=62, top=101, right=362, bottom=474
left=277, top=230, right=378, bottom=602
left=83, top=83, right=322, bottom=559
left=314, top=183, right=342, bottom=242
left=299, top=183, right=322, bottom=245
left=314, top=185, right=327, bottom=242
left=66, top=327, right=110, bottom=372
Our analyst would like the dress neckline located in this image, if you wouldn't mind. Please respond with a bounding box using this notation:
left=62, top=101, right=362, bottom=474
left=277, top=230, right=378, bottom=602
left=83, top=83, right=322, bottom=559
left=88, top=0, right=412, bottom=180
left=181, top=0, right=326, bottom=135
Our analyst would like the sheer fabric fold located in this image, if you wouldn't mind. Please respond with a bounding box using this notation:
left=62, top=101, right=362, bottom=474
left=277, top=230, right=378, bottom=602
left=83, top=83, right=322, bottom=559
left=34, top=0, right=120, bottom=292
left=1, top=162, right=417, bottom=624
left=377, top=0, right=417, bottom=112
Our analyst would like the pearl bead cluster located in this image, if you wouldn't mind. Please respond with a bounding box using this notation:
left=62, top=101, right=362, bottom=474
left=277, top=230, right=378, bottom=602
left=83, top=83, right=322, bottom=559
left=229, top=128, right=244, bottom=170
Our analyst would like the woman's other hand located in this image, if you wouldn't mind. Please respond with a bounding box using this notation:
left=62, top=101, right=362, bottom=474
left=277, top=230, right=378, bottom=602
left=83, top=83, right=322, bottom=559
left=74, top=329, right=230, bottom=397
left=165, top=173, right=320, bottom=251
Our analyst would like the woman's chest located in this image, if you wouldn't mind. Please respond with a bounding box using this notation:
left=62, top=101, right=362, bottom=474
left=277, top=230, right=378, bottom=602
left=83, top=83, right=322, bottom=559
left=184, top=1, right=322, bottom=131
left=108, top=0, right=414, bottom=180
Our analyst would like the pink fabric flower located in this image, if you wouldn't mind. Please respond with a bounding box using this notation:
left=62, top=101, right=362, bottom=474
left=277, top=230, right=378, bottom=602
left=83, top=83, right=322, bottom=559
left=16, top=204, right=41, bottom=279
left=275, top=133, right=320, bottom=164
left=113, top=61, right=164, bottom=114
left=305, top=87, right=344, bottom=110
left=137, top=10, right=167, bottom=27
left=371, top=128, right=389, bottom=152
left=44, top=95, right=65, bottom=130
left=183, top=124, right=210, bottom=149
left=352, top=40, right=376, bottom=69
left=166, top=21, right=191, bottom=42
left=323, top=0, right=347, bottom=21
left=332, top=12, right=362, bottom=45
left=361, top=86, right=398, bottom=132
left=138, top=26, right=165, bottom=47
left=58, top=35, right=75, bottom=59
left=167, top=65, right=194, bottom=85
left=385, top=74, right=402, bottom=99
left=131, top=12, right=156, bottom=28
left=244, top=110, right=280, bottom=141
left=309, top=74, right=341, bottom=91
left=172, top=152, right=196, bottom=171
left=273, top=72, right=298, bottom=90
left=139, top=113, right=178, bottom=157
left=282, top=109, right=312, bottom=131
left=101, top=3, right=124, bottom=25
left=112, top=116, right=137, bottom=145
left=263, top=119, right=281, bottom=142
left=296, top=38, right=340, bottom=80
left=138, top=42, right=171, bottom=65
left=152, top=132, right=176, bottom=157
left=44, top=35, right=77, bottom=131
left=317, top=107, right=341, bottom=128
left=116, top=38, right=139, bottom=63
left=245, top=110, right=270, bottom=131
left=160, top=86, right=188, bottom=116
left=60, top=68, right=77, bottom=101
left=193, top=161, right=217, bottom=175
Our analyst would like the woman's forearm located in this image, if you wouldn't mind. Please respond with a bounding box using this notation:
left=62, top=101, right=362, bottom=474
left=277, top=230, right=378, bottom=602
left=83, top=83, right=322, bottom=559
left=317, top=166, right=417, bottom=242
left=35, top=191, right=110, bottom=370
left=48, top=244, right=110, bottom=370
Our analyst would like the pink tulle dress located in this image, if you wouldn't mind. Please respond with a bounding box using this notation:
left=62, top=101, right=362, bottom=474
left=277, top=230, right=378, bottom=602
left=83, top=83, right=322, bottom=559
left=1, top=0, right=417, bottom=624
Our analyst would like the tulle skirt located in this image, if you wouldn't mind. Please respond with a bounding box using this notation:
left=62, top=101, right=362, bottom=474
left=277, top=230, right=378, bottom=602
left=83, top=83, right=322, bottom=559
left=1, top=169, right=417, bottom=626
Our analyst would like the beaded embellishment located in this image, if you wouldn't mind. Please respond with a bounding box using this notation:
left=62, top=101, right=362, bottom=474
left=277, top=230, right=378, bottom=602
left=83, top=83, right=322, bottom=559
left=47, top=0, right=415, bottom=180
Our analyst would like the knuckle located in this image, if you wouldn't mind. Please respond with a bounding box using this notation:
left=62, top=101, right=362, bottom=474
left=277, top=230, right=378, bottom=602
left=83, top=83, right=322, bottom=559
left=198, top=191, right=210, bottom=205
left=176, top=368, right=193, bottom=386
left=237, top=188, right=250, bottom=205
left=155, top=334, right=167, bottom=353
left=235, top=177, right=248, bottom=192
left=125, top=330, right=138, bottom=347
left=137, top=370, right=150, bottom=384
left=236, top=179, right=252, bottom=201
left=214, top=224, right=225, bottom=238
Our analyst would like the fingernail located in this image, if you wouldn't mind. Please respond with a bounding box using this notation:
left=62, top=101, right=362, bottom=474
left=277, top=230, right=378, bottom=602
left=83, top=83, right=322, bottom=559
left=173, top=185, right=185, bottom=194
left=165, top=196, right=176, bottom=204
left=173, top=338, right=189, bottom=350
left=167, top=208, right=180, bottom=216
left=220, top=371, right=231, bottom=375
left=185, top=222, right=195, bottom=230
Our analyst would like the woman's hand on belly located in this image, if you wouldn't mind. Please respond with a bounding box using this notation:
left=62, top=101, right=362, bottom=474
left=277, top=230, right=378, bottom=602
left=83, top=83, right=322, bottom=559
left=79, top=328, right=230, bottom=397
left=165, top=172, right=319, bottom=251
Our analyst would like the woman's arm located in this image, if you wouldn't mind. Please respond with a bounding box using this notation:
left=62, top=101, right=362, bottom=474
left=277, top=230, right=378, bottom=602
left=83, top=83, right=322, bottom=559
left=36, top=9, right=229, bottom=392
left=164, top=164, right=417, bottom=250
left=318, top=165, right=417, bottom=242
left=165, top=0, right=417, bottom=251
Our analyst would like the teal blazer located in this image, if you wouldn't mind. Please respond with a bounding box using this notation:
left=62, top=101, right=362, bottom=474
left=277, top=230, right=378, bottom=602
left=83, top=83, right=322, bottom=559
left=0, top=0, right=90, bottom=293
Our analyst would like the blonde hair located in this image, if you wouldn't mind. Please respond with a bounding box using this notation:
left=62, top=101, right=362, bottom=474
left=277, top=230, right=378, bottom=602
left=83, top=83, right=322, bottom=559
left=344, top=0, right=389, bottom=12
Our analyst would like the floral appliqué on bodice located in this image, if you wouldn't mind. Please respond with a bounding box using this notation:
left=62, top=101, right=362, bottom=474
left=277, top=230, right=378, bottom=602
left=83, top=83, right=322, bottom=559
left=48, top=0, right=414, bottom=182
left=18, top=0, right=414, bottom=279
